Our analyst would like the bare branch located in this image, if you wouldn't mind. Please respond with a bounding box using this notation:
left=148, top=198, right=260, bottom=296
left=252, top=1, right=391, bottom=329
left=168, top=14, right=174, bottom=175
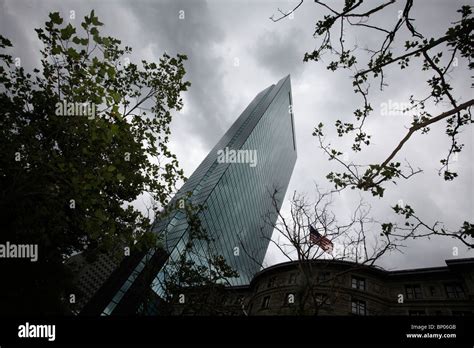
left=270, top=0, right=303, bottom=22
left=379, top=99, right=473, bottom=169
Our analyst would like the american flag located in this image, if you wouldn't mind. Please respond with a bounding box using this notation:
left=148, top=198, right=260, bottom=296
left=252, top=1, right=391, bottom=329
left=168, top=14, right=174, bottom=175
left=309, top=225, right=333, bottom=253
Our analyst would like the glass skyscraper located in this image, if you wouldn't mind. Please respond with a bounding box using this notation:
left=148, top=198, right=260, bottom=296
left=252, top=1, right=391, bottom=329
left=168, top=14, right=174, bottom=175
left=100, top=75, right=297, bottom=315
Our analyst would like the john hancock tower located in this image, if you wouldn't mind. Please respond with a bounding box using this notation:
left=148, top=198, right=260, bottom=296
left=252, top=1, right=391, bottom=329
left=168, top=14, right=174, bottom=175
left=95, top=75, right=297, bottom=315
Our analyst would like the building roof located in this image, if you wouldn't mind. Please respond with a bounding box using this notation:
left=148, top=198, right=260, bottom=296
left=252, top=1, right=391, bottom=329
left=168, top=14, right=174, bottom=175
left=248, top=258, right=474, bottom=286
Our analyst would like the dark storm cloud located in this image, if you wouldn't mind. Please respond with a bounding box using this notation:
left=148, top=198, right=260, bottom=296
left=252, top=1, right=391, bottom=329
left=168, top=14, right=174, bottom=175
left=126, top=0, right=231, bottom=149
left=253, top=27, right=306, bottom=78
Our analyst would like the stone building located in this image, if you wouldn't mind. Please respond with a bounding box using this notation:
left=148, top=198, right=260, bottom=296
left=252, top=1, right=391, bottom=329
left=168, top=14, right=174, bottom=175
left=207, top=258, right=474, bottom=316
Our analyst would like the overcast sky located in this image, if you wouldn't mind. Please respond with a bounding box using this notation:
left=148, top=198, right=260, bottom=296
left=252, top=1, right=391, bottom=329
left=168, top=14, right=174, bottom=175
left=1, top=0, right=472, bottom=271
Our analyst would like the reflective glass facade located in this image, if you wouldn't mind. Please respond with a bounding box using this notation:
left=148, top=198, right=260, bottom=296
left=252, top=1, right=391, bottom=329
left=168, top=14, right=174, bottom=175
left=102, top=75, right=297, bottom=315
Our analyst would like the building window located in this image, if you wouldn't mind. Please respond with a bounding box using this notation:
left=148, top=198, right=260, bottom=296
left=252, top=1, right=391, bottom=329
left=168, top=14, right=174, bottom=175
left=351, top=276, right=366, bottom=291
left=445, top=283, right=465, bottom=299
left=429, top=286, right=437, bottom=296
left=373, top=283, right=381, bottom=293
left=409, top=310, right=426, bottom=316
left=200, top=294, right=209, bottom=303
left=351, top=299, right=367, bottom=315
left=288, top=273, right=297, bottom=284
left=318, top=272, right=330, bottom=284
left=405, top=285, right=423, bottom=299
left=267, top=276, right=276, bottom=288
left=261, top=296, right=270, bottom=309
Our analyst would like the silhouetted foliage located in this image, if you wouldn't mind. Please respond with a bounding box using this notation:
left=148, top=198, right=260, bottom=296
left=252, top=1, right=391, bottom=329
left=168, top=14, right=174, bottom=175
left=0, top=10, right=190, bottom=314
